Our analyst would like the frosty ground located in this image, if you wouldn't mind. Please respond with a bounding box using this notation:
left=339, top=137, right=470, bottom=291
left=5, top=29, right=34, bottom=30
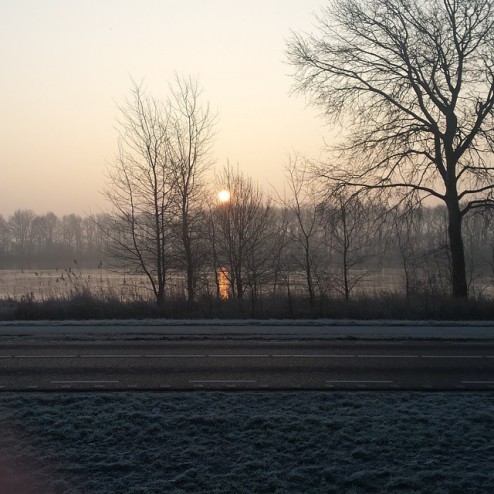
left=0, top=392, right=492, bottom=493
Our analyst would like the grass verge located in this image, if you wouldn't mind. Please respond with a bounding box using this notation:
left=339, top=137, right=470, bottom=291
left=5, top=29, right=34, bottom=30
left=1, top=289, right=494, bottom=321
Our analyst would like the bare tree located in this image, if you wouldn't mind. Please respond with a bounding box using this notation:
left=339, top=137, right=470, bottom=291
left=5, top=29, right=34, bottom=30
left=278, top=154, right=323, bottom=306
left=103, top=82, right=173, bottom=305
left=212, top=165, right=273, bottom=301
left=320, top=191, right=379, bottom=299
left=288, top=0, right=494, bottom=297
left=168, top=76, right=216, bottom=303
left=8, top=209, right=36, bottom=264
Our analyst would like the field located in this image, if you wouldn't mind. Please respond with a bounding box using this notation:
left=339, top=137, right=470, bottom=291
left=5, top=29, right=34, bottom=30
left=0, top=392, right=492, bottom=493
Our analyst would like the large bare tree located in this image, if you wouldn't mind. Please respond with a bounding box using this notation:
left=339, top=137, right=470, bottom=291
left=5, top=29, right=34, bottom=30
left=288, top=0, right=494, bottom=297
left=167, top=76, right=216, bottom=303
left=104, top=83, right=173, bottom=305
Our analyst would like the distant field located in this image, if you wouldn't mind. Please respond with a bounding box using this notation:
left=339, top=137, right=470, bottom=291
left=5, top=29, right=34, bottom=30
left=0, top=392, right=492, bottom=493
left=0, top=269, right=153, bottom=300
left=0, top=268, right=406, bottom=300
left=2, top=268, right=493, bottom=301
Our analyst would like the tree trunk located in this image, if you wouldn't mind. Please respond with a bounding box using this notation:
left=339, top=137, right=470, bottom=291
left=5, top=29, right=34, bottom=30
left=156, top=283, right=165, bottom=306
left=183, top=230, right=195, bottom=303
left=447, top=202, right=468, bottom=298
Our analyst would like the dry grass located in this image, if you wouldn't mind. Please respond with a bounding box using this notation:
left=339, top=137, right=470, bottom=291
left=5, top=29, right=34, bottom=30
left=1, top=287, right=494, bottom=321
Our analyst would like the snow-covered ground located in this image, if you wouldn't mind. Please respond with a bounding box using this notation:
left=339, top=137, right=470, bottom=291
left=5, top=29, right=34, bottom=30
left=0, top=392, right=492, bottom=493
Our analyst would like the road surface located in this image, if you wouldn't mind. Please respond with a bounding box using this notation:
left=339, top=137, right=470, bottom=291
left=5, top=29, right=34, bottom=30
left=0, top=339, right=493, bottom=390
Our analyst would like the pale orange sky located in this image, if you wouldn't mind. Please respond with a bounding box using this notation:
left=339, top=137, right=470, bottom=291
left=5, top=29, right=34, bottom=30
left=0, top=0, right=327, bottom=216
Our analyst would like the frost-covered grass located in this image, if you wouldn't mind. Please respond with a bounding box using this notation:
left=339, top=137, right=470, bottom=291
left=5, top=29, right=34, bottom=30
left=3, top=287, right=494, bottom=321
left=0, top=392, right=493, bottom=493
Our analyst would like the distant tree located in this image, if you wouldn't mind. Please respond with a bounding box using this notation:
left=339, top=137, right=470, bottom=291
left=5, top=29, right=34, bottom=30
left=0, top=215, right=9, bottom=263
left=8, top=209, right=35, bottom=263
left=288, top=0, right=494, bottom=298
left=212, top=165, right=273, bottom=301
left=278, top=154, right=324, bottom=306
left=320, top=191, right=379, bottom=299
left=61, top=214, right=83, bottom=255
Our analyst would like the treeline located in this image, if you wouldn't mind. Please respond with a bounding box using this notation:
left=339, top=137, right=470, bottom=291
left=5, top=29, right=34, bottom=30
left=0, top=210, right=107, bottom=269
left=1, top=197, right=493, bottom=301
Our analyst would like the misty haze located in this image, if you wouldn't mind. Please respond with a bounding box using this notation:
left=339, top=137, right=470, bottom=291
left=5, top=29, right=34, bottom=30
left=1, top=0, right=494, bottom=493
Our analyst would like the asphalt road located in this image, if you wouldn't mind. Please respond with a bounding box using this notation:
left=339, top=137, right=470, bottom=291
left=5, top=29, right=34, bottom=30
left=0, top=339, right=493, bottom=391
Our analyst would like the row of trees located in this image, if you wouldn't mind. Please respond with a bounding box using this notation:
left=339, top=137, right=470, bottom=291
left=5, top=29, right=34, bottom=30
left=2, top=195, right=493, bottom=303
left=102, top=159, right=494, bottom=304
left=0, top=210, right=106, bottom=268
left=106, top=0, right=494, bottom=303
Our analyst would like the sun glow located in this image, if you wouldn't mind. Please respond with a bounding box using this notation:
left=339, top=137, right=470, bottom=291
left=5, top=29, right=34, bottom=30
left=217, top=190, right=231, bottom=203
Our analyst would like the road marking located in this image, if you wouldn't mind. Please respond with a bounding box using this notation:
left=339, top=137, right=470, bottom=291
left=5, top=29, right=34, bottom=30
left=272, top=354, right=355, bottom=358
left=15, top=355, right=78, bottom=359
left=145, top=354, right=206, bottom=358
left=461, top=381, right=494, bottom=384
left=80, top=355, right=143, bottom=358
left=325, top=380, right=393, bottom=384
left=189, top=380, right=257, bottom=384
left=422, top=355, right=484, bottom=358
left=1, top=354, right=491, bottom=359
left=357, top=355, right=419, bottom=358
left=52, top=381, right=118, bottom=385
left=208, top=354, right=269, bottom=358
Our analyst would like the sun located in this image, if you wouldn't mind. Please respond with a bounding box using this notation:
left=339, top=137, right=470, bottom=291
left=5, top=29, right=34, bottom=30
left=217, top=190, right=231, bottom=203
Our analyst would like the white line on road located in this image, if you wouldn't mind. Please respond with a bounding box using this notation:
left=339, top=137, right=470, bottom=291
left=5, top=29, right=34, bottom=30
left=50, top=380, right=120, bottom=384
left=145, top=355, right=206, bottom=358
left=1, top=354, right=492, bottom=360
left=461, top=381, right=494, bottom=384
left=80, top=355, right=143, bottom=358
left=189, top=380, right=257, bottom=384
left=272, top=354, right=356, bottom=358
left=357, top=355, right=419, bottom=358
left=15, top=355, right=78, bottom=359
left=325, top=380, right=393, bottom=383
left=208, top=355, right=269, bottom=358
left=422, top=355, right=485, bottom=358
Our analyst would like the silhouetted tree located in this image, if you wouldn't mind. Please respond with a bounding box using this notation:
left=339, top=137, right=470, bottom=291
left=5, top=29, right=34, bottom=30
left=320, top=191, right=379, bottom=299
left=104, top=82, right=173, bottom=305
left=8, top=209, right=35, bottom=264
left=288, top=0, right=494, bottom=297
left=212, top=165, right=273, bottom=301
left=168, top=76, right=216, bottom=303
left=278, top=154, right=324, bottom=306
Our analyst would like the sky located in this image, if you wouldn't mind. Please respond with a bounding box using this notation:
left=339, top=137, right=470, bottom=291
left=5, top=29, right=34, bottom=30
left=0, top=0, right=327, bottom=216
